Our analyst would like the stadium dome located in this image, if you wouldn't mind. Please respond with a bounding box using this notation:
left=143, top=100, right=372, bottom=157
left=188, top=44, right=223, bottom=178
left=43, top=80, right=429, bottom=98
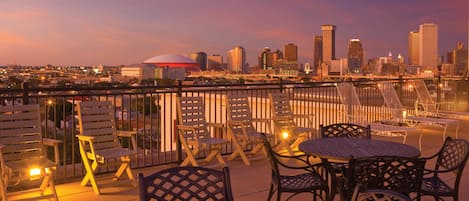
left=143, top=54, right=200, bottom=71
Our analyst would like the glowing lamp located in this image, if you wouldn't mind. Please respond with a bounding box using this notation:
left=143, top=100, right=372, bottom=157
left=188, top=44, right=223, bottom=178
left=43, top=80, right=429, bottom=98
left=402, top=110, right=407, bottom=120
left=281, top=131, right=289, bottom=140
left=29, top=168, right=42, bottom=179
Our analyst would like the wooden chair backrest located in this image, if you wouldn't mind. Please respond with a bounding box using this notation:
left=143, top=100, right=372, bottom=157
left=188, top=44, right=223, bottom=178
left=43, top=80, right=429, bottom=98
left=269, top=92, right=293, bottom=120
left=0, top=104, right=44, bottom=164
left=77, top=101, right=120, bottom=151
left=176, top=96, right=210, bottom=140
left=226, top=94, right=256, bottom=134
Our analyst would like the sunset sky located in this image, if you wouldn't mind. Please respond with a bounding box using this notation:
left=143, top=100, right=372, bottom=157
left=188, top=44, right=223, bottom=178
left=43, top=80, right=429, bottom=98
left=0, top=0, right=467, bottom=66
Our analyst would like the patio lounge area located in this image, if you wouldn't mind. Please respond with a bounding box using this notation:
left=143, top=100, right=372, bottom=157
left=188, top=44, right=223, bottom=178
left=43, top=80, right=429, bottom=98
left=7, top=123, right=469, bottom=201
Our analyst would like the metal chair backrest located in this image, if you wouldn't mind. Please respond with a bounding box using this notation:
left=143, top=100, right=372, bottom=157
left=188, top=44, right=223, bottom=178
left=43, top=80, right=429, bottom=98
left=377, top=82, right=405, bottom=119
left=435, top=137, right=469, bottom=185
left=320, top=123, right=371, bottom=139
left=176, top=96, right=210, bottom=140
left=349, top=156, right=426, bottom=197
left=138, top=166, right=234, bottom=201
left=413, top=79, right=438, bottom=112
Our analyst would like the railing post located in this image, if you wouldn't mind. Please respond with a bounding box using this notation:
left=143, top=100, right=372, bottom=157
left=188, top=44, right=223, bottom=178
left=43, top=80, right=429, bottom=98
left=436, top=66, right=442, bottom=105
left=22, top=82, right=29, bottom=105
left=176, top=80, right=182, bottom=164
left=279, top=78, right=284, bottom=93
left=398, top=75, right=403, bottom=100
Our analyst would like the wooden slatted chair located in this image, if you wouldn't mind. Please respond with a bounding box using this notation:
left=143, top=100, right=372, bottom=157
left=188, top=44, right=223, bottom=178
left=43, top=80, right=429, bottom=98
left=269, top=92, right=314, bottom=155
left=225, top=93, right=273, bottom=166
left=76, top=101, right=137, bottom=195
left=0, top=104, right=61, bottom=200
left=176, top=96, right=230, bottom=167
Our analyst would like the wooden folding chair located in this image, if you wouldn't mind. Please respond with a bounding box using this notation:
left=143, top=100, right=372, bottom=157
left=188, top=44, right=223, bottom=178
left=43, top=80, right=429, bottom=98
left=76, top=101, right=137, bottom=195
left=0, top=104, right=61, bottom=200
left=176, top=96, right=229, bottom=167
left=225, top=93, right=272, bottom=166
left=269, top=92, right=314, bottom=155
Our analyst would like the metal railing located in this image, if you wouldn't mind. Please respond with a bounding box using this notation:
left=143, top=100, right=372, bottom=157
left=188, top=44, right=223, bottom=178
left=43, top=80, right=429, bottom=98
left=1, top=77, right=468, bottom=181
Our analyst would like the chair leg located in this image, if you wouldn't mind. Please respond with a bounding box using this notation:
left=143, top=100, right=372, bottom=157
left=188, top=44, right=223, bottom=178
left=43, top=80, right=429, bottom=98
left=267, top=184, right=275, bottom=201
left=227, top=139, right=250, bottom=166
left=80, top=160, right=100, bottom=195
left=0, top=176, right=7, bottom=201
left=180, top=147, right=199, bottom=166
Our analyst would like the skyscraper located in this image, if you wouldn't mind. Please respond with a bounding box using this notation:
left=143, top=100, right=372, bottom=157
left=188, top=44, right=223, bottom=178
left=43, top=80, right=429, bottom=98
left=321, top=25, right=336, bottom=63
left=207, top=54, right=223, bottom=70
left=227, top=46, right=246, bottom=73
left=284, top=43, right=298, bottom=62
left=347, top=39, right=364, bottom=73
left=408, top=31, right=420, bottom=65
left=313, top=35, right=323, bottom=68
left=419, top=23, right=438, bottom=70
left=189, top=52, right=208, bottom=71
left=258, top=47, right=273, bottom=70
left=450, top=42, right=468, bottom=75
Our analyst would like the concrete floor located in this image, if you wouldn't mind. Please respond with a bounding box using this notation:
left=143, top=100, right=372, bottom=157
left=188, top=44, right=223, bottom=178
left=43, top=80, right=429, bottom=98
left=7, top=120, right=469, bottom=201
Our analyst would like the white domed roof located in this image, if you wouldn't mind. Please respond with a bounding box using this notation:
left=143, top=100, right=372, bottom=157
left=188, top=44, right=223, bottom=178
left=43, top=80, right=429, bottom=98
left=144, top=54, right=196, bottom=64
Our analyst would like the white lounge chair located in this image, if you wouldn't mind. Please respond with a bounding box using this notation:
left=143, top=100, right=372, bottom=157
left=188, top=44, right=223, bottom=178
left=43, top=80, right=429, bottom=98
left=413, top=79, right=469, bottom=120
left=336, top=82, right=413, bottom=144
left=377, top=81, right=459, bottom=150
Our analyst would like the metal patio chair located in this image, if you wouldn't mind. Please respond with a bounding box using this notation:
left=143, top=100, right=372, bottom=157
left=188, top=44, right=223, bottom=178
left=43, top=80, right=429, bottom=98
left=225, top=93, right=273, bottom=166
left=262, top=134, right=336, bottom=201
left=348, top=156, right=426, bottom=201
left=0, top=104, right=61, bottom=200
left=351, top=184, right=412, bottom=201
left=76, top=100, right=137, bottom=195
left=176, top=96, right=230, bottom=167
left=139, top=166, right=234, bottom=201
left=320, top=123, right=371, bottom=139
left=269, top=92, right=315, bottom=155
left=420, top=137, right=469, bottom=201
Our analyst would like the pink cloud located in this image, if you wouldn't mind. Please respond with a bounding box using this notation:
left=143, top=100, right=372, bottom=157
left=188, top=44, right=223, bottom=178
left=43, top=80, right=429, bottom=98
left=0, top=31, right=33, bottom=46
left=0, top=10, right=45, bottom=19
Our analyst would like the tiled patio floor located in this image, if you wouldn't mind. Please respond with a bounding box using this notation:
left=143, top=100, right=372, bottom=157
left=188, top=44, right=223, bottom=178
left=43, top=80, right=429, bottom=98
left=8, top=120, right=469, bottom=201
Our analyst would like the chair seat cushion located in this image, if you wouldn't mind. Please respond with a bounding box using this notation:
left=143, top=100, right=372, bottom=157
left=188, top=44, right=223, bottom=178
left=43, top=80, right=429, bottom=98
left=421, top=176, right=455, bottom=195
left=279, top=173, right=325, bottom=192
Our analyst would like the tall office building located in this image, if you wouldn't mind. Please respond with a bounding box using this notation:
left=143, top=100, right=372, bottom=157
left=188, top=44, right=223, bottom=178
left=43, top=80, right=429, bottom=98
left=321, top=25, right=336, bottom=63
left=207, top=54, right=223, bottom=70
left=284, top=43, right=298, bottom=62
left=408, top=31, right=420, bottom=65
left=347, top=39, right=364, bottom=73
left=227, top=46, right=246, bottom=73
left=313, top=35, right=323, bottom=68
left=189, top=52, right=208, bottom=71
left=449, top=42, right=468, bottom=75
left=419, top=23, right=438, bottom=70
left=258, top=47, right=274, bottom=70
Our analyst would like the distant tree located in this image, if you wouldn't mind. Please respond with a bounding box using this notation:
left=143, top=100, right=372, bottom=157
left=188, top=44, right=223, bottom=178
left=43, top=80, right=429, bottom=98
left=47, top=99, right=74, bottom=128
left=131, top=96, right=159, bottom=116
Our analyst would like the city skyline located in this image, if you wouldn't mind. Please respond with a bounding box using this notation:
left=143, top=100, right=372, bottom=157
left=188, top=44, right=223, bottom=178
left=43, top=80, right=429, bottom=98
left=0, top=0, right=468, bottom=66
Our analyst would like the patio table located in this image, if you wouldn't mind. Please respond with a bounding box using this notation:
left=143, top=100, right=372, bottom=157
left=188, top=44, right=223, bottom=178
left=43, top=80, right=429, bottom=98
left=299, top=138, right=420, bottom=161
